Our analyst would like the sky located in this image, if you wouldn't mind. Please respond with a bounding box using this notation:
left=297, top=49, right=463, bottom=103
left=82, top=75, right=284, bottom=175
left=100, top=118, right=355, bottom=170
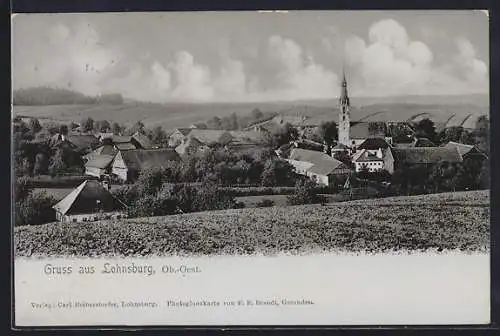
left=11, top=11, right=489, bottom=103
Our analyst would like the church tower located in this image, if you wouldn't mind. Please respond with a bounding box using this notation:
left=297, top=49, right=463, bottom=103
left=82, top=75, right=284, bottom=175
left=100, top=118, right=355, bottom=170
left=338, top=67, right=351, bottom=147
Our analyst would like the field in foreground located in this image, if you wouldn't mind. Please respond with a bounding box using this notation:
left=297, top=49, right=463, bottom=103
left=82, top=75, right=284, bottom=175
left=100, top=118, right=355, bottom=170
left=14, top=190, right=490, bottom=257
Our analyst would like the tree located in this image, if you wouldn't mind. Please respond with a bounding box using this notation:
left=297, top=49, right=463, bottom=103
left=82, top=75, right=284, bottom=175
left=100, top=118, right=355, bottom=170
left=33, top=153, right=49, bottom=175
left=287, top=178, right=324, bottom=205
left=207, top=116, right=222, bottom=130
left=251, top=108, right=264, bottom=120
left=317, top=121, right=338, bottom=146
left=28, top=118, right=42, bottom=134
left=368, top=122, right=387, bottom=136
left=474, top=115, right=489, bottom=154
left=81, top=117, right=94, bottom=133
left=261, top=159, right=296, bottom=186
left=48, top=149, right=67, bottom=176
left=111, top=122, right=123, bottom=135
left=270, top=123, right=299, bottom=147
left=15, top=191, right=56, bottom=226
left=125, top=121, right=145, bottom=135
left=415, top=118, right=438, bottom=143
left=136, top=167, right=165, bottom=196
left=59, top=124, right=69, bottom=135
left=149, top=126, right=167, bottom=145
left=14, top=177, right=31, bottom=203
left=95, top=120, right=111, bottom=133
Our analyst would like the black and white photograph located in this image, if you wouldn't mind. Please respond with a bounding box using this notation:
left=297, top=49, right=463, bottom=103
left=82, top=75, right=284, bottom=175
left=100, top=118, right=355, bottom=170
left=12, top=10, right=491, bottom=327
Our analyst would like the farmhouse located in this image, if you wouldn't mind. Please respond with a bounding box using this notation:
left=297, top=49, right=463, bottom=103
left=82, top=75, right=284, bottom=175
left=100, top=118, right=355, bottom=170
left=227, top=130, right=268, bottom=150
left=391, top=147, right=463, bottom=170
left=286, top=148, right=352, bottom=186
left=175, top=136, right=208, bottom=156
left=84, top=154, right=115, bottom=178
left=52, top=180, right=127, bottom=223
left=132, top=131, right=153, bottom=149
left=443, top=141, right=488, bottom=160
left=65, top=134, right=100, bottom=153
left=168, top=128, right=193, bottom=147
left=188, top=129, right=234, bottom=146
left=352, top=148, right=395, bottom=173
left=112, top=148, right=181, bottom=182
left=83, top=144, right=118, bottom=162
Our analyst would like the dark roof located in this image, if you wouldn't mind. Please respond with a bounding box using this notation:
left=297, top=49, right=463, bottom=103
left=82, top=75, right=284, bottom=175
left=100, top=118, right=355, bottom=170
left=391, top=147, right=463, bottom=165
left=414, top=138, right=436, bottom=147
left=132, top=132, right=153, bottom=149
left=119, top=148, right=181, bottom=171
left=189, top=130, right=233, bottom=145
left=112, top=135, right=133, bottom=143
left=53, top=180, right=125, bottom=215
left=289, top=148, right=346, bottom=175
left=85, top=155, right=115, bottom=169
left=443, top=141, right=485, bottom=158
left=228, top=131, right=267, bottom=145
left=115, top=142, right=137, bottom=151
left=98, top=144, right=118, bottom=156
left=66, top=135, right=100, bottom=151
left=358, top=138, right=389, bottom=150
left=332, top=143, right=350, bottom=150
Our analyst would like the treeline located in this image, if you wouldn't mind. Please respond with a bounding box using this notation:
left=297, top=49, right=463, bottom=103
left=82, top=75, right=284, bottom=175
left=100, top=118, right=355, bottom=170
left=13, top=87, right=123, bottom=106
left=196, top=108, right=276, bottom=131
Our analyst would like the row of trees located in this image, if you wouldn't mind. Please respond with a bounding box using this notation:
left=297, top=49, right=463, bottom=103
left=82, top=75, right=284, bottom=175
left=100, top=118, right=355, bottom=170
left=13, top=87, right=123, bottom=106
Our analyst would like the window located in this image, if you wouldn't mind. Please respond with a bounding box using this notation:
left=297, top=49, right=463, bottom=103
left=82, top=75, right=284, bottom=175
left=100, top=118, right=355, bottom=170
left=72, top=218, right=77, bottom=223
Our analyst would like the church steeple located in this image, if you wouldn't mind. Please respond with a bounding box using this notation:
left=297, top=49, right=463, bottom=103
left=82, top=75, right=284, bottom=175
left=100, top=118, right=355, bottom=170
left=338, top=65, right=351, bottom=147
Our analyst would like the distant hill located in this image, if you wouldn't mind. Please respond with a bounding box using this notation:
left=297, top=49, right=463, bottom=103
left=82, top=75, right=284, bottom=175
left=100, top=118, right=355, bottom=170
left=13, top=87, right=124, bottom=106
left=12, top=88, right=489, bottom=131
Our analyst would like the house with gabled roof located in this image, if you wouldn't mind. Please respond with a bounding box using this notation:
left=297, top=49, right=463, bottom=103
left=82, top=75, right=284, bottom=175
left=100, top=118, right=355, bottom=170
left=84, top=154, right=116, bottom=178
left=175, top=136, right=208, bottom=156
left=286, top=148, right=352, bottom=186
left=443, top=141, right=488, bottom=160
left=391, top=147, right=463, bottom=170
left=112, top=148, right=181, bottom=182
left=168, top=128, right=194, bottom=147
left=52, top=180, right=127, bottom=223
left=352, top=148, right=395, bottom=173
left=132, top=131, right=153, bottom=149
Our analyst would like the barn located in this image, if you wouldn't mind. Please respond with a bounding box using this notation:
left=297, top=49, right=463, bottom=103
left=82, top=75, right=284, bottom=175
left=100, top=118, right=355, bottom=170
left=112, top=148, right=181, bottom=182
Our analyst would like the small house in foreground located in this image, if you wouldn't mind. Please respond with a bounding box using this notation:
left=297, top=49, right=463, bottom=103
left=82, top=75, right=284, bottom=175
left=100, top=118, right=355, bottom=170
left=52, top=180, right=127, bottom=223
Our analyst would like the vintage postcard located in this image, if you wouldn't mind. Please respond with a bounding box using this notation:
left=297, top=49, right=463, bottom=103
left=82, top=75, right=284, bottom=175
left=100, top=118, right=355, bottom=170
left=12, top=10, right=490, bottom=328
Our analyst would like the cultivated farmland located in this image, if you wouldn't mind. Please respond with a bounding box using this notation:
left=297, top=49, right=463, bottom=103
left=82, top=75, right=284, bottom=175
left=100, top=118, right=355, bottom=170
left=14, top=190, right=490, bottom=258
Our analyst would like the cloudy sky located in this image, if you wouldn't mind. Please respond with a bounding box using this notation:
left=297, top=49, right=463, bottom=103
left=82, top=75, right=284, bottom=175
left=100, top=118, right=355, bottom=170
left=12, top=11, right=489, bottom=103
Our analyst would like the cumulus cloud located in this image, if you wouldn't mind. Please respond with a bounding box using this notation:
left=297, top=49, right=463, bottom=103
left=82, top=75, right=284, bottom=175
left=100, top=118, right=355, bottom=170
left=13, top=16, right=487, bottom=102
left=265, top=35, right=338, bottom=100
left=345, top=19, right=487, bottom=96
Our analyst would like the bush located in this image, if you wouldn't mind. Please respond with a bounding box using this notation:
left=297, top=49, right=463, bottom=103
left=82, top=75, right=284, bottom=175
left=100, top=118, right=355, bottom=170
left=287, top=179, right=326, bottom=205
left=15, top=191, right=57, bottom=226
left=256, top=199, right=275, bottom=207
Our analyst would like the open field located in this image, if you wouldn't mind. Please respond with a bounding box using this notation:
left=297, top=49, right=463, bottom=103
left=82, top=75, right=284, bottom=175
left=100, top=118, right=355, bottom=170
left=13, top=94, right=488, bottom=132
left=14, top=190, right=489, bottom=257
